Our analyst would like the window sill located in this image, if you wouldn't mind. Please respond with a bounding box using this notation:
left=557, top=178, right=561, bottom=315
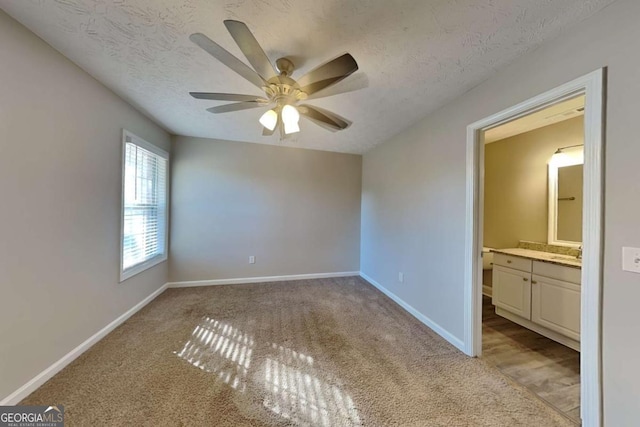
left=120, top=254, right=167, bottom=283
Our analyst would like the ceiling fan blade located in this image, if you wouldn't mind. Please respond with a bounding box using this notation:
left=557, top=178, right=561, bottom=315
left=190, top=92, right=268, bottom=102
left=224, top=20, right=277, bottom=80
left=299, top=105, right=350, bottom=131
left=262, top=125, right=276, bottom=136
left=307, top=72, right=369, bottom=100
left=206, top=102, right=265, bottom=114
left=300, top=76, right=351, bottom=96
left=296, top=54, right=358, bottom=90
left=190, top=33, right=266, bottom=90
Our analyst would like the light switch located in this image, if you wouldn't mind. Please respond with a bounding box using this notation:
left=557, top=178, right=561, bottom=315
left=622, top=247, right=640, bottom=273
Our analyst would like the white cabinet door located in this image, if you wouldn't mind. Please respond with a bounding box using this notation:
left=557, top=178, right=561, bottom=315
left=492, top=265, right=531, bottom=319
left=531, top=275, right=581, bottom=341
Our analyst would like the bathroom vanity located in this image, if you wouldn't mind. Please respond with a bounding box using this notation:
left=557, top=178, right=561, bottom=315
left=491, top=248, right=581, bottom=351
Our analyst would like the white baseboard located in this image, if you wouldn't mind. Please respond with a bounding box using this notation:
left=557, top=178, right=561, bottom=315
left=359, top=272, right=466, bottom=352
left=482, top=285, right=493, bottom=297
left=2, top=271, right=459, bottom=404
left=167, top=271, right=360, bottom=288
left=0, top=283, right=169, bottom=406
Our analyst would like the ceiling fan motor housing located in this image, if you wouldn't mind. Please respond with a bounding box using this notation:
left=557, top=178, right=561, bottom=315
left=264, top=75, right=308, bottom=106
left=275, top=57, right=295, bottom=77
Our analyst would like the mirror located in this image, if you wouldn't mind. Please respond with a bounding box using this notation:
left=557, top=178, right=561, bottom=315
left=548, top=147, right=583, bottom=247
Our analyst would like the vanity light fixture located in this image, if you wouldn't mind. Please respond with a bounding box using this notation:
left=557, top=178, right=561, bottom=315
left=550, top=144, right=584, bottom=167
left=554, top=144, right=584, bottom=154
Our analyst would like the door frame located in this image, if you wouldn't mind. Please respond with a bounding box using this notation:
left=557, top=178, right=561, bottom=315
left=463, top=69, right=605, bottom=426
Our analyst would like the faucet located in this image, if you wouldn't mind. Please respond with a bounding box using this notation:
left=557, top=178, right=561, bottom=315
left=577, top=246, right=583, bottom=260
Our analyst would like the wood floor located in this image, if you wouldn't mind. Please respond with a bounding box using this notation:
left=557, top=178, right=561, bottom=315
left=482, top=295, right=581, bottom=424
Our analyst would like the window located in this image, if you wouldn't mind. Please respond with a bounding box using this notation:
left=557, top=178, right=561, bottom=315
left=120, top=130, right=168, bottom=281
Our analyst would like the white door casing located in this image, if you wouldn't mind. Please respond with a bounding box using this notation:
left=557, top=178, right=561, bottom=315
left=464, top=69, right=604, bottom=426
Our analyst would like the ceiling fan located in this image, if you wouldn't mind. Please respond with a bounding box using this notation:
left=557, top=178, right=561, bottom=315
left=189, top=20, right=359, bottom=138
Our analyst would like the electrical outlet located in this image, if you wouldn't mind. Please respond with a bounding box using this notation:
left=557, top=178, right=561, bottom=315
left=622, top=247, right=640, bottom=273
left=398, top=272, right=404, bottom=283
left=249, top=256, right=255, bottom=264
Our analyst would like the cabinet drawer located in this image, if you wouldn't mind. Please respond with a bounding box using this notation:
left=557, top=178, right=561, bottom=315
left=492, top=265, right=532, bottom=319
left=493, top=253, right=532, bottom=272
left=532, top=261, right=581, bottom=284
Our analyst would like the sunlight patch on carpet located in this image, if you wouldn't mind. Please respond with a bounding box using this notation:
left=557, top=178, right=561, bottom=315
left=174, top=317, right=254, bottom=392
left=263, top=343, right=361, bottom=426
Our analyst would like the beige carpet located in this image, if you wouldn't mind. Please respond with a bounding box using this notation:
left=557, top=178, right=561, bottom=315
left=22, top=277, right=574, bottom=426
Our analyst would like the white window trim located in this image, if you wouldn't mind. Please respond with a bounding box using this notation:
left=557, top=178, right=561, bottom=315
left=119, top=130, right=169, bottom=282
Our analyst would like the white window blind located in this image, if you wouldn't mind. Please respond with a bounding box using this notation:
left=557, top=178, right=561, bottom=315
left=120, top=131, right=168, bottom=281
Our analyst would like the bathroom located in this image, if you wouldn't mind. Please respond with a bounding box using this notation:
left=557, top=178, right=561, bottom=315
left=481, top=96, right=584, bottom=424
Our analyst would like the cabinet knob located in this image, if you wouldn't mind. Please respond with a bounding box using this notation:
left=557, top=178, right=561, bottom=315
left=532, top=280, right=537, bottom=284
left=523, top=277, right=528, bottom=282
left=507, top=260, right=512, bottom=264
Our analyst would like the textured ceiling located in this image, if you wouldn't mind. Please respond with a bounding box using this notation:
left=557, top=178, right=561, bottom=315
left=0, top=0, right=616, bottom=153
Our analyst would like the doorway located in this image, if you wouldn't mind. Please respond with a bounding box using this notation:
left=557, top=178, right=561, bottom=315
left=482, top=95, right=585, bottom=422
left=463, top=70, right=604, bottom=426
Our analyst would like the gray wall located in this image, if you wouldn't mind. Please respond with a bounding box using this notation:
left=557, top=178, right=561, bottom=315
left=361, top=0, right=640, bottom=424
left=484, top=117, right=584, bottom=248
left=170, top=136, right=361, bottom=282
left=0, top=11, right=170, bottom=401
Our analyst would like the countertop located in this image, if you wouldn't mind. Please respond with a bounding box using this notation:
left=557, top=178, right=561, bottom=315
left=490, top=248, right=582, bottom=269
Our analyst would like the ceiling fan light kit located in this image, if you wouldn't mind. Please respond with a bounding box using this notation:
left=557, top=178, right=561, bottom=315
left=259, top=109, right=278, bottom=131
left=281, top=105, right=300, bottom=134
left=284, top=120, right=300, bottom=135
left=189, top=20, right=359, bottom=140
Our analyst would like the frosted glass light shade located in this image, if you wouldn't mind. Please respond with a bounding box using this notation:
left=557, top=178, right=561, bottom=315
left=281, top=105, right=300, bottom=134
left=259, top=109, right=278, bottom=131
left=284, top=121, right=300, bottom=134
left=281, top=105, right=300, bottom=125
